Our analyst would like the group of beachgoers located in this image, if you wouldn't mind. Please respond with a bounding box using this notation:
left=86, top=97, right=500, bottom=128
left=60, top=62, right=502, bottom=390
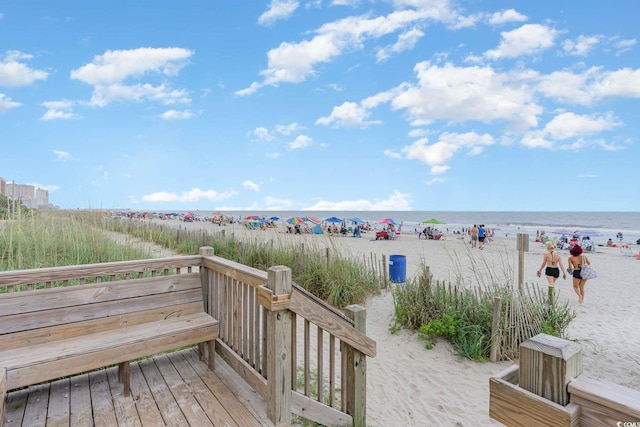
left=537, top=241, right=593, bottom=303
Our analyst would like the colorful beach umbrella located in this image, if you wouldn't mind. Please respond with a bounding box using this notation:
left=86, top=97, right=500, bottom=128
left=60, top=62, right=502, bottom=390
left=348, top=217, right=365, bottom=224
left=286, top=217, right=304, bottom=225
left=324, top=216, right=343, bottom=223
left=378, top=218, right=397, bottom=225
left=304, top=215, right=322, bottom=224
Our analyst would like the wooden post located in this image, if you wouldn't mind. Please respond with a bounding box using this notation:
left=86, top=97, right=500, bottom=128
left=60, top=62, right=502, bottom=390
left=266, top=266, right=292, bottom=426
left=344, top=305, right=367, bottom=427
left=199, top=246, right=214, bottom=314
left=517, top=233, right=528, bottom=289
left=490, top=297, right=502, bottom=362
left=382, top=254, right=388, bottom=289
left=519, top=333, right=583, bottom=406
left=325, top=247, right=330, bottom=270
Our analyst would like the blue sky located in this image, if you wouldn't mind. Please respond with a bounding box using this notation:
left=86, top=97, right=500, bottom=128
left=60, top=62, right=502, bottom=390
left=1, top=1, right=639, bottom=212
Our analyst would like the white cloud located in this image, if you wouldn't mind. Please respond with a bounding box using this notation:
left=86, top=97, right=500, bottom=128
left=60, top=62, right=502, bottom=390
left=0, top=51, right=48, bottom=87
left=562, top=35, right=601, bottom=56
left=485, top=24, right=558, bottom=60
left=71, top=47, right=192, bottom=85
left=252, top=126, right=276, bottom=141
left=258, top=0, right=299, bottom=26
left=613, top=38, right=636, bottom=55
left=376, top=28, right=424, bottom=62
left=41, top=100, right=81, bottom=121
left=303, top=190, right=411, bottom=210
left=89, top=82, right=190, bottom=107
left=159, top=109, right=194, bottom=120
left=70, top=47, right=193, bottom=107
left=383, top=149, right=402, bottom=159
left=542, top=112, right=622, bottom=140
left=487, top=9, right=527, bottom=26
left=243, top=180, right=261, bottom=192
left=401, top=132, right=495, bottom=172
left=53, top=150, right=72, bottom=162
left=316, top=101, right=381, bottom=128
left=287, top=134, right=313, bottom=150
left=275, top=122, right=305, bottom=135
left=142, top=188, right=237, bottom=203
left=238, top=2, right=460, bottom=94
left=0, top=93, right=21, bottom=113
left=391, top=61, right=542, bottom=130
left=265, top=152, right=280, bottom=159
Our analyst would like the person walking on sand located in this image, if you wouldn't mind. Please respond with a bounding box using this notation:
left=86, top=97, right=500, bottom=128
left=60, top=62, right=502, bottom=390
left=478, top=224, right=486, bottom=249
left=470, top=224, right=478, bottom=248
left=537, top=242, right=567, bottom=287
left=567, top=244, right=590, bottom=303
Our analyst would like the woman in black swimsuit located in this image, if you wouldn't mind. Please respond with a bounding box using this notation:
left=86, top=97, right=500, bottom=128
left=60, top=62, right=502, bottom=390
left=568, top=244, right=590, bottom=303
left=537, top=242, right=567, bottom=287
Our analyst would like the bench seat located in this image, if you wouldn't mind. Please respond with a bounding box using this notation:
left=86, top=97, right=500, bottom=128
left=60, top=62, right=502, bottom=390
left=0, top=312, right=218, bottom=392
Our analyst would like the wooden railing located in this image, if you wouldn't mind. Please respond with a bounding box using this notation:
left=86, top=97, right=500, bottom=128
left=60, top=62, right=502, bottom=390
left=200, top=247, right=376, bottom=426
left=489, top=333, right=640, bottom=426
left=0, top=247, right=376, bottom=427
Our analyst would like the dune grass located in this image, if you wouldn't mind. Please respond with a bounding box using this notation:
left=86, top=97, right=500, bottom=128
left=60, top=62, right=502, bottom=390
left=55, top=211, right=381, bottom=309
left=0, top=214, right=154, bottom=272
left=391, top=249, right=576, bottom=361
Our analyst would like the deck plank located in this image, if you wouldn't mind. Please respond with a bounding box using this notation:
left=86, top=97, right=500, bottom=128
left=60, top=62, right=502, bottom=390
left=5, top=388, right=27, bottom=426
left=89, top=369, right=118, bottom=427
left=22, top=383, right=49, bottom=427
left=46, top=377, right=70, bottom=427
left=4, top=348, right=272, bottom=427
left=69, top=373, right=93, bottom=427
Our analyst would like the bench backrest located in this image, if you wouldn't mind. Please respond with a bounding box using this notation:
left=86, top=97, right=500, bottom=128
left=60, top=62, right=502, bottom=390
left=0, top=273, right=203, bottom=351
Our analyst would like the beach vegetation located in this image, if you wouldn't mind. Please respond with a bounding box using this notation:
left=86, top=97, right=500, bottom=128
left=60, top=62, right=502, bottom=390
left=391, top=250, right=576, bottom=361
left=41, top=211, right=380, bottom=309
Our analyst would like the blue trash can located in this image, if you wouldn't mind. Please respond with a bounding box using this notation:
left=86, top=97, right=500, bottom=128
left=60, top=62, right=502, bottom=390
left=389, top=254, right=407, bottom=283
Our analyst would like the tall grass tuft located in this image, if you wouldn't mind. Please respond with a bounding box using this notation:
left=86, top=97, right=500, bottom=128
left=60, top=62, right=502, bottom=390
left=391, top=249, right=575, bottom=361
left=0, top=214, right=155, bottom=272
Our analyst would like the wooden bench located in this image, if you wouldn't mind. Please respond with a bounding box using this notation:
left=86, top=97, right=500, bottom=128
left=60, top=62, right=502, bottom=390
left=0, top=272, right=219, bottom=426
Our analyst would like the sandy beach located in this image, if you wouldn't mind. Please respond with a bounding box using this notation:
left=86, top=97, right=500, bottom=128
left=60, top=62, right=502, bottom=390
left=151, top=219, right=640, bottom=426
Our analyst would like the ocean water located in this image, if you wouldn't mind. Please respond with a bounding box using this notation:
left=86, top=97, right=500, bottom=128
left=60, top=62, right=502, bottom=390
left=171, top=210, right=640, bottom=245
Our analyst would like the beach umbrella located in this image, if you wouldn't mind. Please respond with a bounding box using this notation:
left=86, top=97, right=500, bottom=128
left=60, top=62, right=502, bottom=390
left=324, top=216, right=343, bottom=223
left=348, top=217, right=365, bottom=224
left=286, top=217, right=304, bottom=225
left=269, top=216, right=280, bottom=221
left=422, top=218, right=445, bottom=224
left=379, top=218, right=398, bottom=225
left=244, top=215, right=261, bottom=220
left=304, top=215, right=322, bottom=224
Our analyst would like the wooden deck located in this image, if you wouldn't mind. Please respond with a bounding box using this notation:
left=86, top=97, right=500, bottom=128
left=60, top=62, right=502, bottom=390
left=4, top=347, right=273, bottom=427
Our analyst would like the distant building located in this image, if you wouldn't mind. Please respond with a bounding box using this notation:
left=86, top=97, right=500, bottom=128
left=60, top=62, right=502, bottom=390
left=2, top=180, right=53, bottom=209
left=36, top=188, right=49, bottom=208
left=6, top=183, right=36, bottom=208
